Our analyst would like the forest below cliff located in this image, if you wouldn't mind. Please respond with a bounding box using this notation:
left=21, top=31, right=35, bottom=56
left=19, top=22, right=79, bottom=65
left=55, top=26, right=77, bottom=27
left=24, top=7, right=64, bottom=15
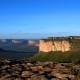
left=0, top=48, right=36, bottom=60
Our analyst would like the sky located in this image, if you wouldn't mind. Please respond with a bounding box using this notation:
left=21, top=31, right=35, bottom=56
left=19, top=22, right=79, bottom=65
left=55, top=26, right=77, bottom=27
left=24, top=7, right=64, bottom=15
left=0, top=0, right=80, bottom=39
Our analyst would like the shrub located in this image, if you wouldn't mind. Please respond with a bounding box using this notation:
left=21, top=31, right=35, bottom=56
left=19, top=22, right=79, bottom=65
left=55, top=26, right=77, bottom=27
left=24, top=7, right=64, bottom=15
left=71, top=67, right=79, bottom=76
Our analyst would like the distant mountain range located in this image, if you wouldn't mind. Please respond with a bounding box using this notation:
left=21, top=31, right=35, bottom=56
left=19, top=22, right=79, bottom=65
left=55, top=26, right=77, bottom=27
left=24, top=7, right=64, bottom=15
left=0, top=39, right=28, bottom=43
left=0, top=39, right=39, bottom=44
left=0, top=39, right=39, bottom=59
left=0, top=39, right=39, bottom=52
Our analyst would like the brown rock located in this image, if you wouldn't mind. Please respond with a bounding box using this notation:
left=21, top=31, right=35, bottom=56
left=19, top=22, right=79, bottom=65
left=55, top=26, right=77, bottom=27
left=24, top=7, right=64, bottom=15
left=21, top=71, right=34, bottom=78
left=31, top=75, right=48, bottom=80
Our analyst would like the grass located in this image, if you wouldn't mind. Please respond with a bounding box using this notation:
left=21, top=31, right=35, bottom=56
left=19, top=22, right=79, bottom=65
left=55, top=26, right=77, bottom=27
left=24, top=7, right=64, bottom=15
left=30, top=51, right=80, bottom=62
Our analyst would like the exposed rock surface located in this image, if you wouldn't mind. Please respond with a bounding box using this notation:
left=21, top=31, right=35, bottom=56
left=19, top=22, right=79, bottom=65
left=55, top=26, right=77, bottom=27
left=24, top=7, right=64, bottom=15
left=12, top=40, right=23, bottom=44
left=0, top=59, right=79, bottom=80
left=28, top=40, right=39, bottom=46
left=39, top=40, right=71, bottom=52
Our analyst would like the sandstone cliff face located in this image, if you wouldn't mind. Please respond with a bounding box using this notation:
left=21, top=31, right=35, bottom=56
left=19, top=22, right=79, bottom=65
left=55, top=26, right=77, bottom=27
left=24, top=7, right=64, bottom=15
left=28, top=40, right=39, bottom=46
left=12, top=40, right=23, bottom=44
left=39, top=40, right=53, bottom=52
left=39, top=40, right=71, bottom=52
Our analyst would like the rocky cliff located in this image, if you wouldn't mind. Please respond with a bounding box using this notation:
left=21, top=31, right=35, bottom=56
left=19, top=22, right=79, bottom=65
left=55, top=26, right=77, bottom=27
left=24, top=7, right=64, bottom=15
left=39, top=39, right=71, bottom=52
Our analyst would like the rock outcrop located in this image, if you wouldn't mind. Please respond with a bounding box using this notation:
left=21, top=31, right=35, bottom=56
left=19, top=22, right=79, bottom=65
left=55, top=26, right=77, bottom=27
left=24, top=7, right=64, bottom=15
left=39, top=40, right=71, bottom=52
left=0, top=59, right=77, bottom=80
left=28, top=40, right=39, bottom=46
left=12, top=40, right=23, bottom=43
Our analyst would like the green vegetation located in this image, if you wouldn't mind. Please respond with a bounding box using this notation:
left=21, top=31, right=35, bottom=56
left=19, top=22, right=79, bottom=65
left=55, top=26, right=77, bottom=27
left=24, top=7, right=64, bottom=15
left=69, top=39, right=80, bottom=51
left=0, top=52, right=34, bottom=60
left=71, top=67, right=79, bottom=76
left=30, top=51, right=80, bottom=62
left=43, top=38, right=69, bottom=42
left=70, top=66, right=80, bottom=79
left=30, top=38, right=80, bottom=62
left=0, top=48, right=36, bottom=60
left=43, top=36, right=80, bottom=42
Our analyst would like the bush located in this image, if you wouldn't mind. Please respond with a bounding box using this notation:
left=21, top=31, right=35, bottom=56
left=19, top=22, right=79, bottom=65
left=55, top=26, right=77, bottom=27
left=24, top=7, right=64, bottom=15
left=71, top=67, right=79, bottom=76
left=72, top=59, right=79, bottom=65
left=77, top=71, right=80, bottom=79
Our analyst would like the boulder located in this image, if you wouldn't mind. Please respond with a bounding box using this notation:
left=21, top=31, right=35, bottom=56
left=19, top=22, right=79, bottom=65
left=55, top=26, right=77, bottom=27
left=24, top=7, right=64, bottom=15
left=31, top=75, right=48, bottom=80
left=21, top=71, right=34, bottom=78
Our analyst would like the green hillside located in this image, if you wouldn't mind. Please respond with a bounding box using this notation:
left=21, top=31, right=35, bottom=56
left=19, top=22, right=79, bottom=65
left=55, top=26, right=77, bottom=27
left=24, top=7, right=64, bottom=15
left=69, top=39, right=80, bottom=51
left=31, top=51, right=80, bottom=62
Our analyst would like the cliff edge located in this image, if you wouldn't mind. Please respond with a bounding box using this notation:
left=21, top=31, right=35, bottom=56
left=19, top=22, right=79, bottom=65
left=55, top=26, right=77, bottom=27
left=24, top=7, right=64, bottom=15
left=39, top=40, right=71, bottom=52
left=39, top=36, right=80, bottom=52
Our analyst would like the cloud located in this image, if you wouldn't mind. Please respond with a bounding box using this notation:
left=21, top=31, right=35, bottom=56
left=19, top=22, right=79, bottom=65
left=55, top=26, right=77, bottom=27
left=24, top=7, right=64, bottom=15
left=0, top=32, right=80, bottom=39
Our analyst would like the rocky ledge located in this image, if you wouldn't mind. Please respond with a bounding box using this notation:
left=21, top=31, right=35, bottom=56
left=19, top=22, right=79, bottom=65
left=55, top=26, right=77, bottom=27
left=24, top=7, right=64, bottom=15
left=0, top=59, right=80, bottom=80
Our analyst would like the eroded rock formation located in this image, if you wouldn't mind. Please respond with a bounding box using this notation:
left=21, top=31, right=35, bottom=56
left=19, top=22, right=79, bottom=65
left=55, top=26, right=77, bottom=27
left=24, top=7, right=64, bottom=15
left=39, top=40, right=71, bottom=52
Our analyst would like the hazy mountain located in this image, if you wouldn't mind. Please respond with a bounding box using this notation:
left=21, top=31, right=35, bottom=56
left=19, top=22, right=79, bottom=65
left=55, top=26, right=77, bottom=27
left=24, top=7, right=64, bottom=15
left=0, top=39, right=39, bottom=52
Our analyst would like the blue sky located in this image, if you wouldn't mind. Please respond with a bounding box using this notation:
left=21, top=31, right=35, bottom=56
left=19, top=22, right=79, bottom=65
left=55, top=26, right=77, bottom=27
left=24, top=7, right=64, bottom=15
left=0, top=0, right=80, bottom=39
